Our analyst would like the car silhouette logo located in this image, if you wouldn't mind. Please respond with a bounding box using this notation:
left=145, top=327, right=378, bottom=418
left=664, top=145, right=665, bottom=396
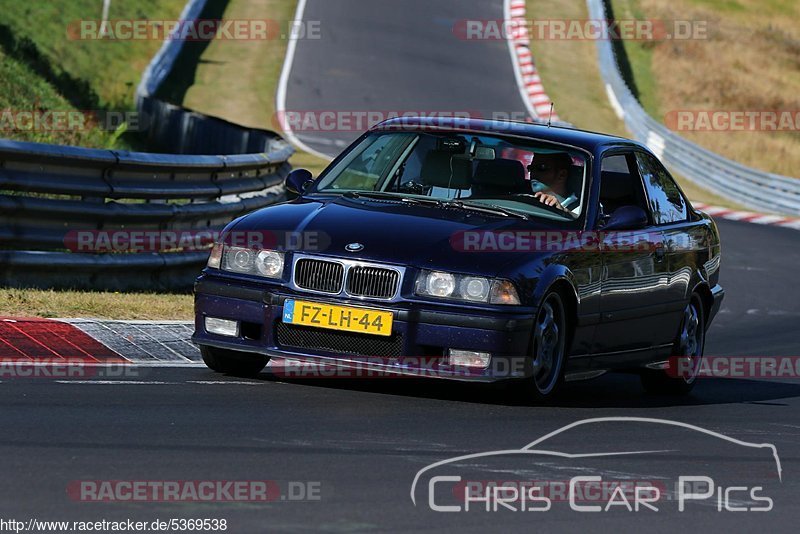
left=345, top=243, right=364, bottom=252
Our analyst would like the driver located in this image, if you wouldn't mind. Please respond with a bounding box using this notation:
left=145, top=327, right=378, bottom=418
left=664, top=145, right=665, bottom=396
left=528, top=153, right=578, bottom=212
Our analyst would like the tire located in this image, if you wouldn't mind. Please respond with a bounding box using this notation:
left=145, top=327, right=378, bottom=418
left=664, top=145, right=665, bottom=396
left=201, top=346, right=269, bottom=378
left=641, top=294, right=706, bottom=395
left=511, top=291, right=568, bottom=403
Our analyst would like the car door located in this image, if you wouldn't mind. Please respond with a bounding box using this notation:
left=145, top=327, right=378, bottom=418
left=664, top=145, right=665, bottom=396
left=634, top=150, right=695, bottom=342
left=594, top=151, right=672, bottom=355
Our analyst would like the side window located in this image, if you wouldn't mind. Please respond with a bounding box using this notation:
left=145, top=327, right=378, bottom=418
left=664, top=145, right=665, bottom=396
left=635, top=152, right=687, bottom=224
left=598, top=152, right=650, bottom=220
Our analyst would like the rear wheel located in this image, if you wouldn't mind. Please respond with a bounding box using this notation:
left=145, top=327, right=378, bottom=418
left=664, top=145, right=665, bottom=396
left=201, top=346, right=269, bottom=378
left=641, top=294, right=705, bottom=395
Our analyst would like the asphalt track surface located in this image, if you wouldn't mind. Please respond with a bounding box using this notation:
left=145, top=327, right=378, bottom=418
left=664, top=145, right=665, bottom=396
left=282, top=0, right=530, bottom=157
left=3, top=1, right=800, bottom=532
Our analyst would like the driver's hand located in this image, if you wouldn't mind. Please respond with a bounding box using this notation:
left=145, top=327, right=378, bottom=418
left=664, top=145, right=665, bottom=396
left=533, top=191, right=566, bottom=211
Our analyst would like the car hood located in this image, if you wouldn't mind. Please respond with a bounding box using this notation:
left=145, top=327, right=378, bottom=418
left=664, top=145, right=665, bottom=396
left=226, top=196, right=556, bottom=276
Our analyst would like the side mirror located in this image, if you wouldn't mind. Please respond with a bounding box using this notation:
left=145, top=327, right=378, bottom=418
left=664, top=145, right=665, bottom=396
left=602, top=205, right=648, bottom=230
left=285, top=168, right=314, bottom=195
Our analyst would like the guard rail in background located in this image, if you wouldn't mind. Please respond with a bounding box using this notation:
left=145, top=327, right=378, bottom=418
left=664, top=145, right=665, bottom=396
left=133, top=0, right=268, bottom=156
left=0, top=0, right=296, bottom=291
left=0, top=139, right=292, bottom=291
left=587, top=0, right=800, bottom=216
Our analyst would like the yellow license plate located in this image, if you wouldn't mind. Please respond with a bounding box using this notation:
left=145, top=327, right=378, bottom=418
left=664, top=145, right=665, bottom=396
left=282, top=299, right=393, bottom=336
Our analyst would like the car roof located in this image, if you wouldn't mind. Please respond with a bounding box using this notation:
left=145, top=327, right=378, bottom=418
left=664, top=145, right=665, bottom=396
left=372, top=116, right=645, bottom=154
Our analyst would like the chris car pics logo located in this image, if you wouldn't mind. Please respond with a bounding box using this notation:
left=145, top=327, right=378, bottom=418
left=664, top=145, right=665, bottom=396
left=410, top=417, right=781, bottom=513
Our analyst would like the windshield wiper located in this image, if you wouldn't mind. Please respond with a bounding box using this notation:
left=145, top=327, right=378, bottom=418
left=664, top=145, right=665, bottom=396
left=342, top=192, right=528, bottom=219
left=342, top=191, right=441, bottom=206
left=442, top=200, right=529, bottom=220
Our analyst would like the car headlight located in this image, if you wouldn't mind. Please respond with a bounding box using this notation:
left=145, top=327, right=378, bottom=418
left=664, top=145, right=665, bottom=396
left=425, top=271, right=455, bottom=297
left=208, top=244, right=285, bottom=279
left=255, top=250, right=284, bottom=277
left=415, top=270, right=520, bottom=305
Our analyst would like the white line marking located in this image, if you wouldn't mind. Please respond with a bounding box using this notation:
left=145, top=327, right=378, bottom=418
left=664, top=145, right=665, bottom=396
left=276, top=0, right=334, bottom=161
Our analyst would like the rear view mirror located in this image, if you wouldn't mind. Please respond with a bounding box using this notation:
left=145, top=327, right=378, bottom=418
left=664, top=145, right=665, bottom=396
left=603, top=205, right=648, bottom=230
left=474, top=146, right=496, bottom=160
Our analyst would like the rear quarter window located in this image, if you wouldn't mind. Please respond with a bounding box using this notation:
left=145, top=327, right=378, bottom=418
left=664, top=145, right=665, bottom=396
left=635, top=152, right=688, bottom=224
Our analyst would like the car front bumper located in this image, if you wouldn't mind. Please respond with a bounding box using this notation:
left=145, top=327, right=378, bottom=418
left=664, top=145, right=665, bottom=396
left=191, top=275, right=535, bottom=382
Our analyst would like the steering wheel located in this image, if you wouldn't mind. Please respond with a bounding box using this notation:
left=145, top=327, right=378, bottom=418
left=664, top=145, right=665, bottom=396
left=510, top=193, right=572, bottom=216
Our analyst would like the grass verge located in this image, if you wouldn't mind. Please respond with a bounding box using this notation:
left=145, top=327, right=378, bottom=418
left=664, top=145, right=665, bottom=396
left=0, top=0, right=186, bottom=149
left=0, top=289, right=193, bottom=320
left=0, top=48, right=124, bottom=148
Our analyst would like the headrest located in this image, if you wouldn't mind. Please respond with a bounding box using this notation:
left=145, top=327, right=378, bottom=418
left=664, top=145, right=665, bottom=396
left=419, top=152, right=472, bottom=189
left=600, top=171, right=635, bottom=200
left=473, top=158, right=527, bottom=186
left=567, top=164, right=583, bottom=194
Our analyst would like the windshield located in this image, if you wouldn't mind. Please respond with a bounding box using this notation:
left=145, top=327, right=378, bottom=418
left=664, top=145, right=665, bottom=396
left=312, top=131, right=588, bottom=222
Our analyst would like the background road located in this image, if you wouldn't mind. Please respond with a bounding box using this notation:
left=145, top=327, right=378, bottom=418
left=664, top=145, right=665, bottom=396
left=3, top=0, right=800, bottom=531
left=283, top=0, right=530, bottom=156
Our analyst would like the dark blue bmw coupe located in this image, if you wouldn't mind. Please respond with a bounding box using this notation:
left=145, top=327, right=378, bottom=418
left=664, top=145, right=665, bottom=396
left=192, top=117, right=724, bottom=400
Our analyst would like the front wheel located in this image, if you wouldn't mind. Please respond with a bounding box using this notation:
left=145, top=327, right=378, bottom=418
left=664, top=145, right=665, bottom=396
left=641, top=294, right=705, bottom=395
left=510, top=291, right=568, bottom=403
left=201, top=346, right=269, bottom=378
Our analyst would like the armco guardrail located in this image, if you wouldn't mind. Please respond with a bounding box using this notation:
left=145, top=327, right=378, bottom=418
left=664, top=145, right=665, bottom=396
left=134, top=0, right=266, bottom=156
left=0, top=0, right=296, bottom=291
left=0, top=138, right=292, bottom=290
left=587, top=0, right=800, bottom=216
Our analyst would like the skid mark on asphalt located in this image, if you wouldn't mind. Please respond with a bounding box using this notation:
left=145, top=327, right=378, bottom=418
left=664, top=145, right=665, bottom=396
left=66, top=319, right=200, bottom=363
